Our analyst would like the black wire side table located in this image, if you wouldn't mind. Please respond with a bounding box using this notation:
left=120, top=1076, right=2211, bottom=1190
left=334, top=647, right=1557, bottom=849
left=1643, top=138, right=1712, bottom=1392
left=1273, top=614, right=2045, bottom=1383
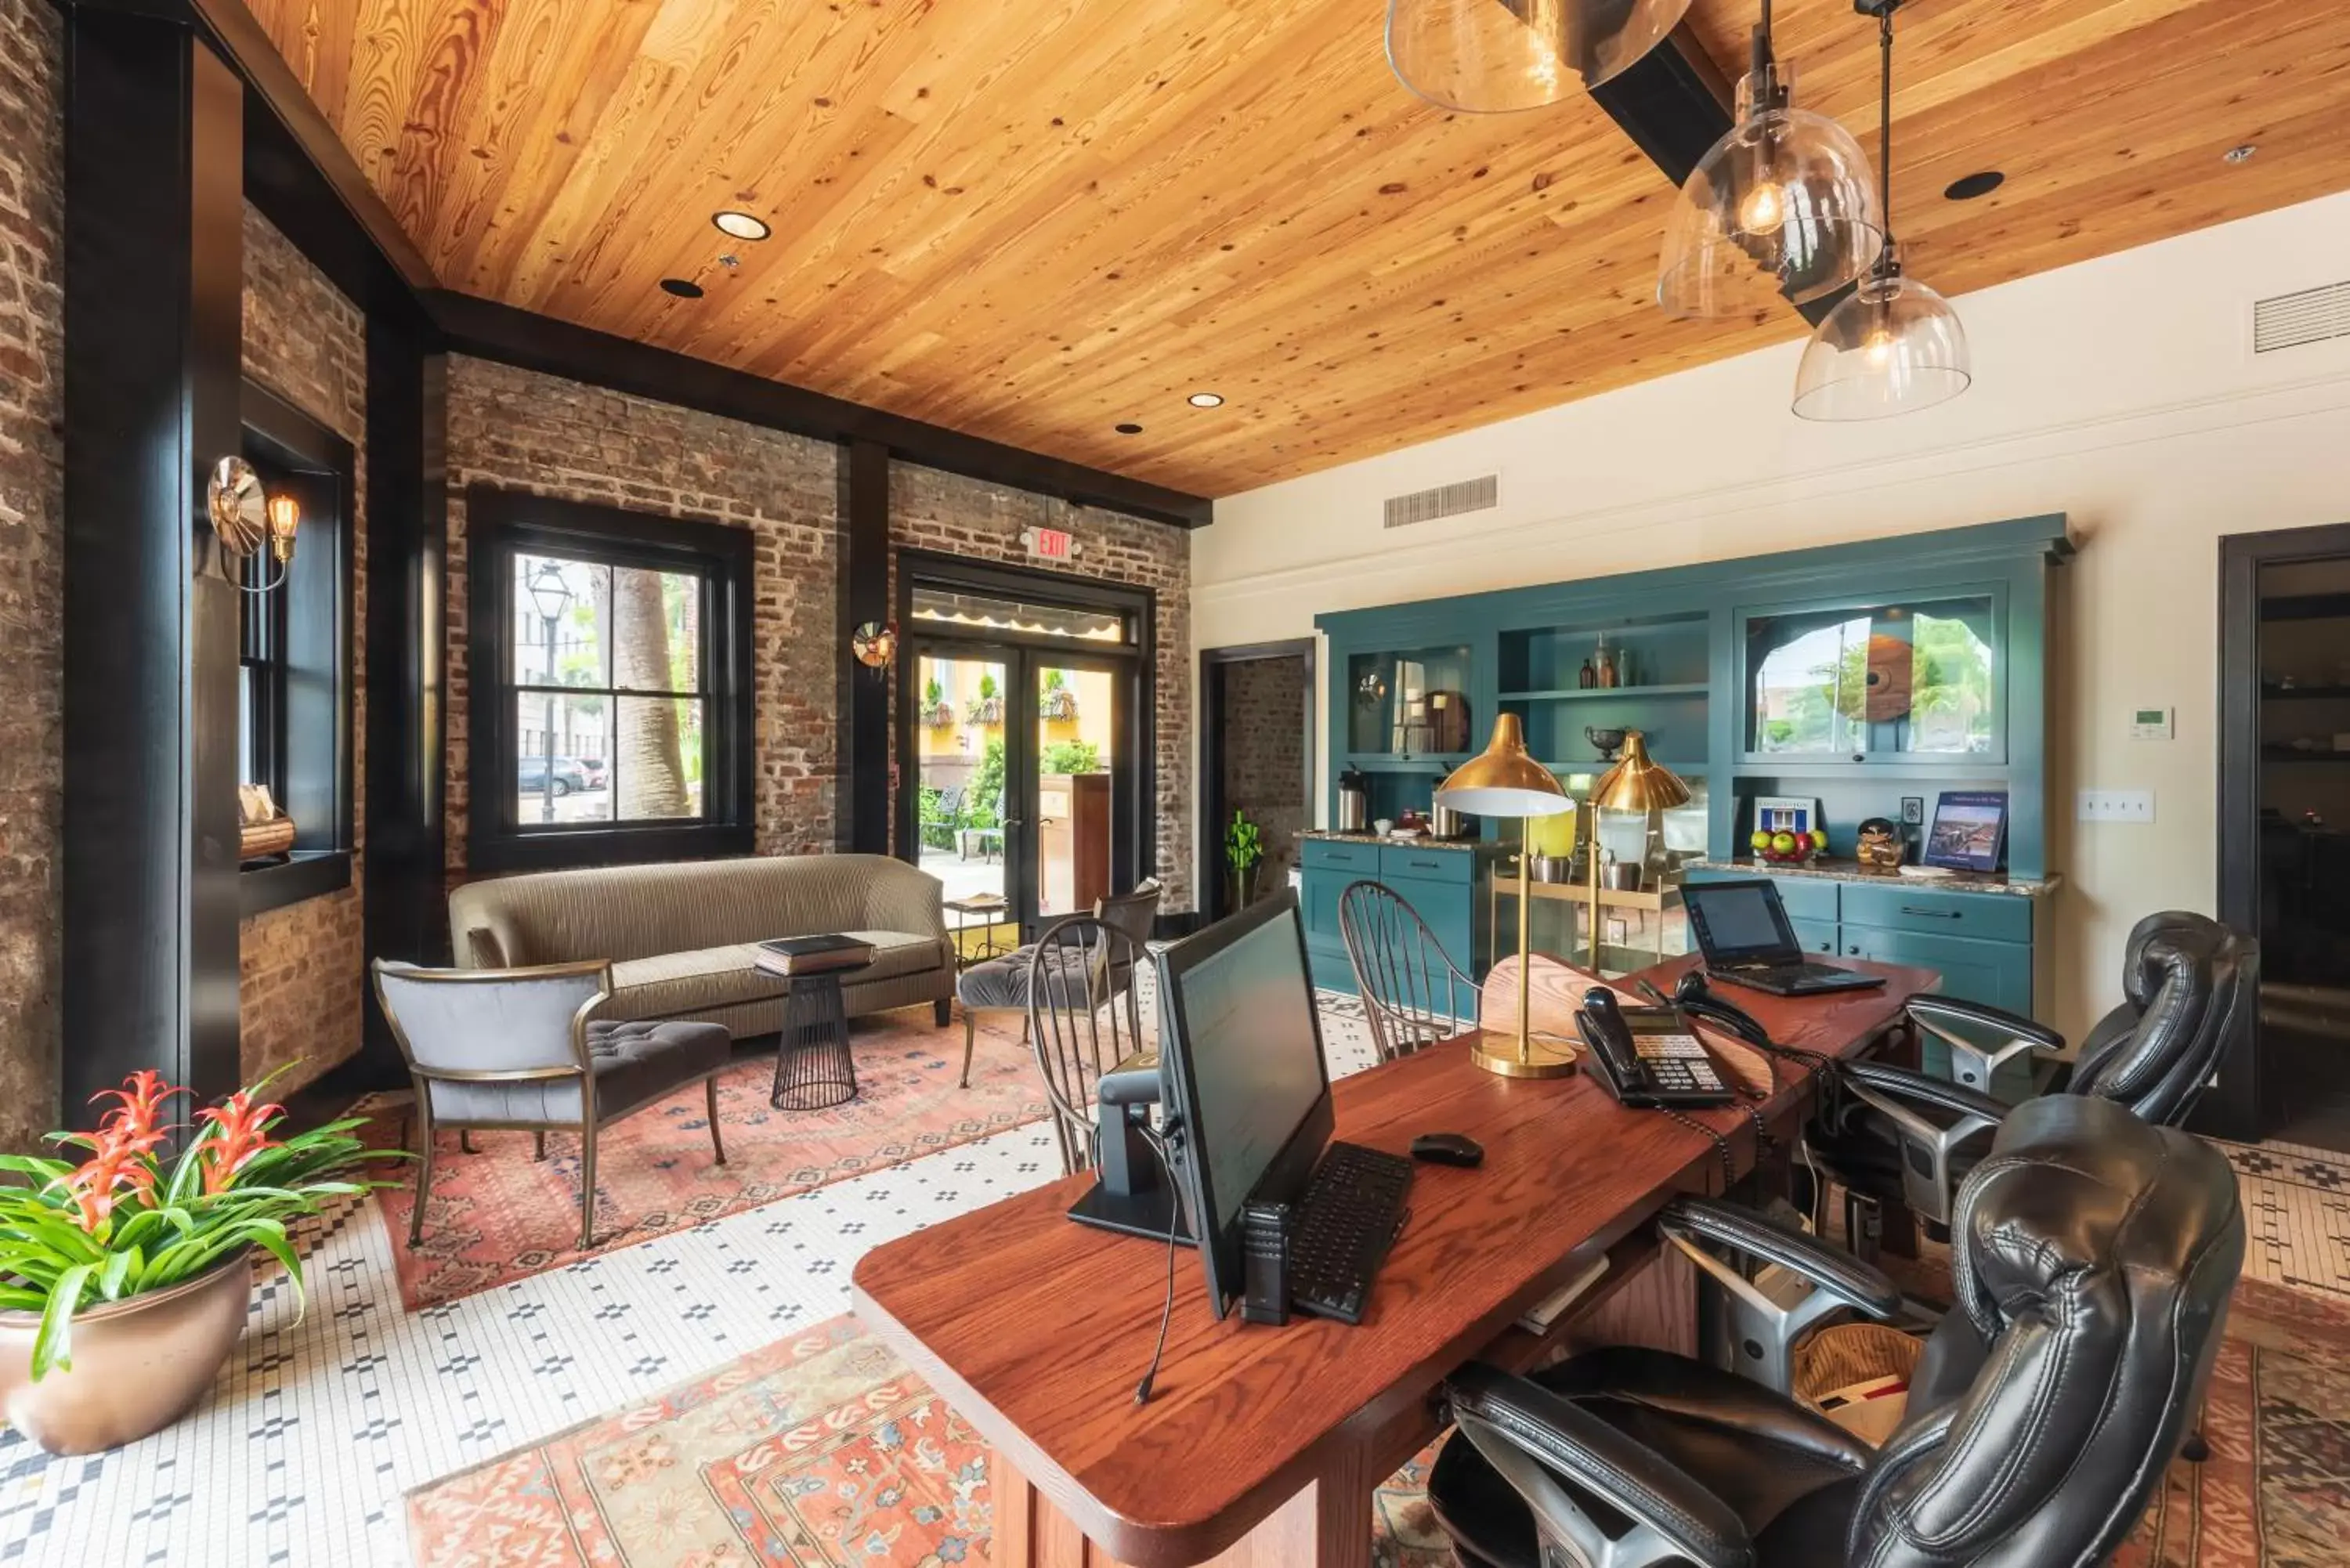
left=768, top=959, right=873, bottom=1111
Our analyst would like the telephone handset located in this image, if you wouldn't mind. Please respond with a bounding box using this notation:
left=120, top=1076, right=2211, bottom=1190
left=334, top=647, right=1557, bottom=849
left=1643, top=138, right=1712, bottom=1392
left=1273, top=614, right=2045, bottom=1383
left=1574, top=988, right=1737, bottom=1108
left=1665, top=971, right=1773, bottom=1050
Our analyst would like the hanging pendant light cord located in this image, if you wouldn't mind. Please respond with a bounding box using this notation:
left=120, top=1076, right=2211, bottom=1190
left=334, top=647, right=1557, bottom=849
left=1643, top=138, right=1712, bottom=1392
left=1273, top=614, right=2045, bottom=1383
left=1877, top=5, right=1896, bottom=263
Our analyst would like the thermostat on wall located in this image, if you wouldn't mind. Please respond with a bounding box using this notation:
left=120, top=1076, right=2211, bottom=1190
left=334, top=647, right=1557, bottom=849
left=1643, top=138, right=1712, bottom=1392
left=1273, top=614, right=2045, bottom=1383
left=2130, top=707, right=2174, bottom=741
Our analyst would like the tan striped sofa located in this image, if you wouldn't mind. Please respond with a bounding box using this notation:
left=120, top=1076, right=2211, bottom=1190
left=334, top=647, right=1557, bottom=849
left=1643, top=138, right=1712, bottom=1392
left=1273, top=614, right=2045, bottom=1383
left=448, top=855, right=955, bottom=1039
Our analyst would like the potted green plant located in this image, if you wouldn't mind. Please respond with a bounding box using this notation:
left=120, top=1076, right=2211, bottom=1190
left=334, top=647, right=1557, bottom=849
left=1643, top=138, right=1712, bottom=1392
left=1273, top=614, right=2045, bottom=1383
left=0, top=1071, right=397, bottom=1455
left=1226, top=809, right=1267, bottom=908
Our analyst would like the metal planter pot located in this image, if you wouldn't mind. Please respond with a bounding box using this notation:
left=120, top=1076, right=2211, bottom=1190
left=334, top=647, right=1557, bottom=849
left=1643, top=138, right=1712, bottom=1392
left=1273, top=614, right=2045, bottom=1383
left=0, top=1252, right=251, bottom=1455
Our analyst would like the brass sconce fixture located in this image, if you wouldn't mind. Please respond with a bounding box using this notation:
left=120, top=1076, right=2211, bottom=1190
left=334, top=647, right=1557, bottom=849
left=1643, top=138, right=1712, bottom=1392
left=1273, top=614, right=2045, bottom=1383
left=207, top=456, right=301, bottom=594
left=851, top=620, right=899, bottom=669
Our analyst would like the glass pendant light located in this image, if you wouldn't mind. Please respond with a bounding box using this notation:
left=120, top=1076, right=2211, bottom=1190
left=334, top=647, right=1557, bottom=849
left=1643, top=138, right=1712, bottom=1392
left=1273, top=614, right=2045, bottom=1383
left=1792, top=1, right=1971, bottom=420
left=1387, top=0, right=1694, bottom=111
left=1656, top=0, right=1882, bottom=318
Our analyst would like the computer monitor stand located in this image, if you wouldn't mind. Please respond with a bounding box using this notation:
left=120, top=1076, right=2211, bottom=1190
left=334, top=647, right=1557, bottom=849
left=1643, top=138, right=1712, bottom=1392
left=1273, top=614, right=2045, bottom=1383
left=1066, top=1052, right=1193, bottom=1245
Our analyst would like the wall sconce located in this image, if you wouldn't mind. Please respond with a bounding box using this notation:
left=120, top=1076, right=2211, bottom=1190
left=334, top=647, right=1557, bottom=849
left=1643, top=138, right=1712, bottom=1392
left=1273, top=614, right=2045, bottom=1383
left=206, top=456, right=300, bottom=594
left=851, top=620, right=898, bottom=669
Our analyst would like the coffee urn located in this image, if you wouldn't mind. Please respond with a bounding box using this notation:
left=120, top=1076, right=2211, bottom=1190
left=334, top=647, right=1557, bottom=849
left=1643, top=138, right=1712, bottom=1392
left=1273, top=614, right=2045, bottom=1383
left=1336, top=765, right=1371, bottom=833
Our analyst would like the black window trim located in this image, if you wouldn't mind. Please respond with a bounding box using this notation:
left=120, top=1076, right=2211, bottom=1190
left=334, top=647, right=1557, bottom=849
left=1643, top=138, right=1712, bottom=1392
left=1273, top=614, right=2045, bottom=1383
left=465, top=484, right=756, bottom=873
left=239, top=380, right=356, bottom=919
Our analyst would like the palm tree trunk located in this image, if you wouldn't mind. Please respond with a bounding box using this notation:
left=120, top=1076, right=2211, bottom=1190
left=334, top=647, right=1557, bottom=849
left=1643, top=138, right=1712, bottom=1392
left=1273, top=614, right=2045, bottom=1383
left=613, top=567, right=689, bottom=817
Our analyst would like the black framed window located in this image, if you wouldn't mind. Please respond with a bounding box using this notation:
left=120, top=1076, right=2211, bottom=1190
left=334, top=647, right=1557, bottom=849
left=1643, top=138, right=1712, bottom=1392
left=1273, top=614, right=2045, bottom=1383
left=238, top=382, right=356, bottom=917
left=237, top=526, right=288, bottom=804
left=467, top=486, right=754, bottom=872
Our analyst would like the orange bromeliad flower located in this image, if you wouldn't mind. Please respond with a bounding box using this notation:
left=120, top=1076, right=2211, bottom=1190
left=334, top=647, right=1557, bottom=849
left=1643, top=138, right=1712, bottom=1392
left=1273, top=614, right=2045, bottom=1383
left=89, top=1069, right=183, bottom=1157
left=194, top=1091, right=284, bottom=1195
left=57, top=1131, right=159, bottom=1233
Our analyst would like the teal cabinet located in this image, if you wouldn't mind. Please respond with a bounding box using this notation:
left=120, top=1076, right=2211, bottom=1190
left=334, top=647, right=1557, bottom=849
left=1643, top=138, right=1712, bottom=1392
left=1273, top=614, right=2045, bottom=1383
left=1683, top=870, right=2048, bottom=1065
left=1298, top=840, right=1496, bottom=996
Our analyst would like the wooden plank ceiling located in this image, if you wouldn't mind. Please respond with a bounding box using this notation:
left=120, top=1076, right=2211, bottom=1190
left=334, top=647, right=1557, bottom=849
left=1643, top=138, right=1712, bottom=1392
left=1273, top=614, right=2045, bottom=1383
left=248, top=0, right=2350, bottom=497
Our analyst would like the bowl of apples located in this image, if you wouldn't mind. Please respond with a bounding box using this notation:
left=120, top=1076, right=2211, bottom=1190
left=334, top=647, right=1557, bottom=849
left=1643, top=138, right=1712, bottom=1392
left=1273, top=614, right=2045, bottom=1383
left=1750, top=826, right=1829, bottom=866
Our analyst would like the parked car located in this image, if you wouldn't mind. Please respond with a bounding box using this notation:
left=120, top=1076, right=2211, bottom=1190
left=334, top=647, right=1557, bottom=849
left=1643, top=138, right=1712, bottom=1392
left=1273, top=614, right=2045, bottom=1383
left=573, top=757, right=609, bottom=789
left=519, top=757, right=591, bottom=797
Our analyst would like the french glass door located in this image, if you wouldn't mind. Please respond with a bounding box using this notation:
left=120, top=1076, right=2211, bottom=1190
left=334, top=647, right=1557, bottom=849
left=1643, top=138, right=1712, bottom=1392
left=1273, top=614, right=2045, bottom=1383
left=907, top=638, right=1136, bottom=937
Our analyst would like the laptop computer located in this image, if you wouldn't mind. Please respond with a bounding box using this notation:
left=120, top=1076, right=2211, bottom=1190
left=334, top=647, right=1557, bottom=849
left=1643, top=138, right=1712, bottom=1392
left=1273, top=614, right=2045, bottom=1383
left=1682, top=879, right=1887, bottom=997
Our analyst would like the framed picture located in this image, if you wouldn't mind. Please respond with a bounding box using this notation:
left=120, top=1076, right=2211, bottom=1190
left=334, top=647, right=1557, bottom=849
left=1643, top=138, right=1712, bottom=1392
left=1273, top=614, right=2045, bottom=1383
left=1923, top=791, right=2008, bottom=873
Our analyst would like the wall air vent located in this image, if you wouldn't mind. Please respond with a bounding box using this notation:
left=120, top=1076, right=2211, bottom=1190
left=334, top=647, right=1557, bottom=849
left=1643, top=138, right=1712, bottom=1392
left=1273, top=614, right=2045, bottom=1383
left=1383, top=474, right=1499, bottom=529
left=2254, top=281, right=2350, bottom=355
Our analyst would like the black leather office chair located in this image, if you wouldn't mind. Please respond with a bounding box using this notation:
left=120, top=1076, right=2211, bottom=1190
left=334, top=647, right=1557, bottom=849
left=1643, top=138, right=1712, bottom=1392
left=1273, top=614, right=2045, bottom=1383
left=1426, top=1095, right=2245, bottom=1568
left=1812, top=914, right=2255, bottom=1233
left=1905, top=909, right=2210, bottom=1096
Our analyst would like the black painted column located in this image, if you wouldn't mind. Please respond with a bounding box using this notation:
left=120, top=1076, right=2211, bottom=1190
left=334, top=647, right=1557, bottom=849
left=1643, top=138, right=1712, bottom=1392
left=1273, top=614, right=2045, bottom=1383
left=60, top=12, right=245, bottom=1119
left=358, top=311, right=450, bottom=1075
left=837, top=439, right=891, bottom=855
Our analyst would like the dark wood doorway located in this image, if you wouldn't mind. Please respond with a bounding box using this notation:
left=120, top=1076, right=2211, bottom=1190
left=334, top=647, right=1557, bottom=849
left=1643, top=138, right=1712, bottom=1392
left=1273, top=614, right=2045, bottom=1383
left=1199, top=640, right=1317, bottom=925
left=2215, top=521, right=2350, bottom=1147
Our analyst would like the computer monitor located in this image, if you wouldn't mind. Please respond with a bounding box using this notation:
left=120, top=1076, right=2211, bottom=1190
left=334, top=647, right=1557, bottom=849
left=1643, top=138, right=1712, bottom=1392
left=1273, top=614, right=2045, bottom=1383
left=1157, top=891, right=1333, bottom=1319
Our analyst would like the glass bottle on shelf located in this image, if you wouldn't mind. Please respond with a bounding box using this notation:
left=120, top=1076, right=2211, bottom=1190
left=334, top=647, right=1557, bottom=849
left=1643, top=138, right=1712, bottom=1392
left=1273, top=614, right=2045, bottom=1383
left=1578, top=652, right=1597, bottom=689
left=1596, top=634, right=1618, bottom=688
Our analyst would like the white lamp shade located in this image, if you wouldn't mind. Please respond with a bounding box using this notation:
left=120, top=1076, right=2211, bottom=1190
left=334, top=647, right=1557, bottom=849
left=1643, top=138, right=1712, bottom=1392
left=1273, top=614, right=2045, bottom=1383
left=1386, top=0, right=1694, bottom=111
left=1657, top=64, right=1883, bottom=319
left=1791, top=267, right=1972, bottom=421
left=1434, top=782, right=1576, bottom=818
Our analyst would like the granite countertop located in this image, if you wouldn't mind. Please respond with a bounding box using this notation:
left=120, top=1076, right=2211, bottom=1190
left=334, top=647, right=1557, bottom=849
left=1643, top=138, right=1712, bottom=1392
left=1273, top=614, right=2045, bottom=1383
left=1689, top=857, right=2062, bottom=899
left=1297, top=829, right=1497, bottom=853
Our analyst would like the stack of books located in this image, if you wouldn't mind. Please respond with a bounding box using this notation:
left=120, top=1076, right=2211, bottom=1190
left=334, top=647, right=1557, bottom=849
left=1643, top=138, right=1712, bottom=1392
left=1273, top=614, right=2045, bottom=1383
left=755, top=934, right=877, bottom=977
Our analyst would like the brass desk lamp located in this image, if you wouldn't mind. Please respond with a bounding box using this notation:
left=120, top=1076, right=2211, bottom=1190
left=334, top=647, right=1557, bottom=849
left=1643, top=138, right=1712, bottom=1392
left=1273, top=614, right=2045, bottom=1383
left=1437, top=715, right=1577, bottom=1079
left=1585, top=730, right=1692, bottom=970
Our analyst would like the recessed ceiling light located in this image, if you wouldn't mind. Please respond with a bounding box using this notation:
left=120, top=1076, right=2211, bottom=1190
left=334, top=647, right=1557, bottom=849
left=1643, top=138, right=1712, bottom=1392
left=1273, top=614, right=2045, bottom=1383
left=713, top=211, right=772, bottom=241
left=2223, top=143, right=2258, bottom=164
left=1943, top=171, right=2005, bottom=201
left=1186, top=392, right=1224, bottom=408
left=1115, top=422, right=1144, bottom=435
left=659, top=277, right=705, bottom=299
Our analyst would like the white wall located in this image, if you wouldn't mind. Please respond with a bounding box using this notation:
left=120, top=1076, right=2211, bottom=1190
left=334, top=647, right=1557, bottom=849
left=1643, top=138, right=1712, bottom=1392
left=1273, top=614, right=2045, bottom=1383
left=1195, top=191, right=2350, bottom=1041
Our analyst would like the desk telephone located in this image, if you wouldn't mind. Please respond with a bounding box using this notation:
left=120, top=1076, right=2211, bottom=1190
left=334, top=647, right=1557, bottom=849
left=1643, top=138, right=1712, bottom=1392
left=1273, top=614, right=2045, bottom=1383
left=1574, top=988, right=1737, bottom=1108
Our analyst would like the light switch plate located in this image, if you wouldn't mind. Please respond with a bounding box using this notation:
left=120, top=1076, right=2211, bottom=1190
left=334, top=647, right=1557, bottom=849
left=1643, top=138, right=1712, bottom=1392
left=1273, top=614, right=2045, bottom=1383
left=2077, top=789, right=2156, bottom=823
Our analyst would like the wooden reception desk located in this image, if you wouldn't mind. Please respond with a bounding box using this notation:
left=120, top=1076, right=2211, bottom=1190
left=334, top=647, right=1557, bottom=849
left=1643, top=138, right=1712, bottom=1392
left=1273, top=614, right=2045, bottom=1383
left=852, top=956, right=1934, bottom=1568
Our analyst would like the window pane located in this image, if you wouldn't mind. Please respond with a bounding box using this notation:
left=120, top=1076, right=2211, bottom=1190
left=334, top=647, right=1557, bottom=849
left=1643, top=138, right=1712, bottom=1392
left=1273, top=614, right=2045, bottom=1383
left=239, top=666, right=253, bottom=784
left=614, top=695, right=704, bottom=819
left=512, top=555, right=611, bottom=689
left=612, top=566, right=700, bottom=694
left=514, top=692, right=614, bottom=826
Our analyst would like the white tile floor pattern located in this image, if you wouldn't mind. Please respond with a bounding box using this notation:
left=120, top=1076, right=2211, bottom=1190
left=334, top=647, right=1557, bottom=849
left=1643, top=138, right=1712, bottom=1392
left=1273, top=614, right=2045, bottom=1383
left=0, top=993, right=1385, bottom=1568
left=2217, top=1136, right=2350, bottom=1300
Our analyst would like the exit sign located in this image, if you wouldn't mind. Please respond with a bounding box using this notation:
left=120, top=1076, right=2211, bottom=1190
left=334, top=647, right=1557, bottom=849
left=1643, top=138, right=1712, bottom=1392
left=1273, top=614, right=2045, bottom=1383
left=1024, top=526, right=1074, bottom=561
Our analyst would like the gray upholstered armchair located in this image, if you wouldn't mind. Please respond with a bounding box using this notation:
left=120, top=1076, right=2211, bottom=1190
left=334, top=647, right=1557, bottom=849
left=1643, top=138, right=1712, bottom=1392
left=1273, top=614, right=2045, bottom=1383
left=372, top=959, right=733, bottom=1251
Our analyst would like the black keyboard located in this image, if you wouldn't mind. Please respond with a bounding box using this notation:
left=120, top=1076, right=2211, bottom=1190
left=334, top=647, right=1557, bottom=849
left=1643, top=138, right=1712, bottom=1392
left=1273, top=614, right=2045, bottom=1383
left=1286, top=1141, right=1414, bottom=1324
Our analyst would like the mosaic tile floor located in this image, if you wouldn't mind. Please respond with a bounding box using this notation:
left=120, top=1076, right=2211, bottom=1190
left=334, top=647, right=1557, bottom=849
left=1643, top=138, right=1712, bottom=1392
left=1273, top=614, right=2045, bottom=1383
left=2, top=992, right=2342, bottom=1567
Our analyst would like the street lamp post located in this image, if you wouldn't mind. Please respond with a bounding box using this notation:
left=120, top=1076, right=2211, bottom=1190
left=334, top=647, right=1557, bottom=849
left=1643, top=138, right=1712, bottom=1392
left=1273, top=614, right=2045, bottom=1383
left=526, top=562, right=574, bottom=825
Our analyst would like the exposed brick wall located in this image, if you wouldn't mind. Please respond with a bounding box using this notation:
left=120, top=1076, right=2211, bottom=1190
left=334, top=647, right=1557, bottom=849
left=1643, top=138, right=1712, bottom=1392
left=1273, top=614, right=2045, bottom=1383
left=0, top=0, right=62, bottom=1149
left=237, top=204, right=367, bottom=1096
left=442, top=356, right=841, bottom=874
left=1220, top=656, right=1308, bottom=907
left=889, top=464, right=1194, bottom=911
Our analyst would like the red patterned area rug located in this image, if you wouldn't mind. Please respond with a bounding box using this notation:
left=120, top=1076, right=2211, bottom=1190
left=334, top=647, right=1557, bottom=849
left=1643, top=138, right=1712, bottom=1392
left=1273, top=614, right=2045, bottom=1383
left=372, top=1009, right=1048, bottom=1310
left=407, top=1284, right=2350, bottom=1568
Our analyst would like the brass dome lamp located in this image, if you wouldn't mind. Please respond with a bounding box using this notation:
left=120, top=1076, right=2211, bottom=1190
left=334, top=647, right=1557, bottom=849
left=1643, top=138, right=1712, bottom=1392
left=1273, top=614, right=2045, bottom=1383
left=1437, top=715, right=1576, bottom=1078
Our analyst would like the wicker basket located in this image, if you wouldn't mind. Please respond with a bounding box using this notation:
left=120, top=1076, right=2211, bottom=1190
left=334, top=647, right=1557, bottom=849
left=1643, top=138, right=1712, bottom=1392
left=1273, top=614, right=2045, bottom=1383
left=240, top=815, right=296, bottom=861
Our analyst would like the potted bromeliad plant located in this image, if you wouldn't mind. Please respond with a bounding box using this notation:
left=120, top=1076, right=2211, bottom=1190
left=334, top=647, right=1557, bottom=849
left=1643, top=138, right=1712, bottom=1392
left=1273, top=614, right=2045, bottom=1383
left=1226, top=809, right=1267, bottom=908
left=0, top=1071, right=396, bottom=1455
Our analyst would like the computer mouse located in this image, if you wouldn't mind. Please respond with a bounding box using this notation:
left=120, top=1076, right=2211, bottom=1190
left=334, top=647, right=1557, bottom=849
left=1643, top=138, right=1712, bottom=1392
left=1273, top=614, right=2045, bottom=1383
left=1411, top=1132, right=1484, bottom=1169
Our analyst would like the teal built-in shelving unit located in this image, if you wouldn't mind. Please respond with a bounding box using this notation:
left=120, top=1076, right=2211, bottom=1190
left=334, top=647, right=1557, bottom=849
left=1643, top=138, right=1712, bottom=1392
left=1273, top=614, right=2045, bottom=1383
left=1303, top=517, right=2077, bottom=1031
